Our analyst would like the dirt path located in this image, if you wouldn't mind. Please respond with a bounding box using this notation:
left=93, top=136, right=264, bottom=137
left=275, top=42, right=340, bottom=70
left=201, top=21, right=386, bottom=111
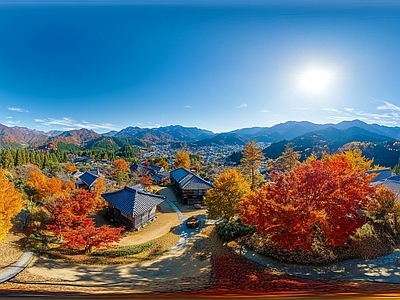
left=2, top=227, right=213, bottom=293
left=0, top=186, right=212, bottom=293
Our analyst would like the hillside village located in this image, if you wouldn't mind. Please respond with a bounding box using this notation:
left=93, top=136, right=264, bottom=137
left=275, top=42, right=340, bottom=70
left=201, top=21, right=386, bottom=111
left=2, top=122, right=400, bottom=295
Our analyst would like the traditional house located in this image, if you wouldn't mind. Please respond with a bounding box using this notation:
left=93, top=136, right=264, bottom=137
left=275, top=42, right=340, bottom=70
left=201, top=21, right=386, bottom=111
left=130, top=163, right=169, bottom=185
left=152, top=172, right=170, bottom=185
left=74, top=170, right=99, bottom=190
left=102, top=185, right=165, bottom=230
left=131, top=163, right=165, bottom=176
left=170, top=168, right=214, bottom=205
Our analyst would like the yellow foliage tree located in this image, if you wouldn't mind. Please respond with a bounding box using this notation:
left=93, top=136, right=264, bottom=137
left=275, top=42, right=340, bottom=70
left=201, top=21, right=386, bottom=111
left=240, top=141, right=264, bottom=190
left=174, top=151, right=191, bottom=170
left=205, top=168, right=250, bottom=221
left=325, top=149, right=374, bottom=172
left=0, top=169, right=23, bottom=241
left=156, top=160, right=169, bottom=171
left=280, top=143, right=301, bottom=171
left=92, top=177, right=107, bottom=212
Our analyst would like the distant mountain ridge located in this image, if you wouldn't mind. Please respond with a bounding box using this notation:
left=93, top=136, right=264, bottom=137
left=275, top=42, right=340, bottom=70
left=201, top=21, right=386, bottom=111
left=1, top=120, right=400, bottom=150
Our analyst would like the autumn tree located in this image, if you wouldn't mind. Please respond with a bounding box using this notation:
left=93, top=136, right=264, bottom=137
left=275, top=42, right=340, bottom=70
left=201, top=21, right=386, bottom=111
left=113, top=158, right=130, bottom=186
left=64, top=163, right=77, bottom=173
left=46, top=190, right=123, bottom=253
left=27, top=171, right=75, bottom=202
left=240, top=141, right=264, bottom=190
left=239, top=154, right=377, bottom=251
left=280, top=143, right=301, bottom=171
left=325, top=148, right=373, bottom=172
left=0, top=169, right=24, bottom=241
left=174, top=151, right=191, bottom=169
left=156, top=159, right=169, bottom=171
left=92, top=177, right=107, bottom=212
left=367, top=185, right=400, bottom=221
left=205, top=168, right=250, bottom=221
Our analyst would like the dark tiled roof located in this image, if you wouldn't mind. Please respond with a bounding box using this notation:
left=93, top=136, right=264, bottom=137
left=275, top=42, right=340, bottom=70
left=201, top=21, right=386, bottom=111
left=367, top=168, right=392, bottom=183
left=388, top=175, right=400, bottom=182
left=102, top=186, right=165, bottom=217
left=170, top=168, right=214, bottom=190
left=149, top=165, right=164, bottom=173
left=79, top=172, right=98, bottom=187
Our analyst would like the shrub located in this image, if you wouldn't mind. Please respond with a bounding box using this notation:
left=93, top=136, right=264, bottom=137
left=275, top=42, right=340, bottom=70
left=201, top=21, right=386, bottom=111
left=216, top=218, right=256, bottom=243
left=347, top=223, right=394, bottom=259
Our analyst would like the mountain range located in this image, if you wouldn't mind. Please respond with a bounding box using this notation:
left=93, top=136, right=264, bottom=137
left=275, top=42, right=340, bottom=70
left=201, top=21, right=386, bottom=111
left=2, top=120, right=400, bottom=156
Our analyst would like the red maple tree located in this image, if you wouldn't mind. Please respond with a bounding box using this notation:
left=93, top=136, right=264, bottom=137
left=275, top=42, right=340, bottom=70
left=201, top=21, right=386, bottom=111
left=239, top=154, right=376, bottom=250
left=46, top=190, right=123, bottom=253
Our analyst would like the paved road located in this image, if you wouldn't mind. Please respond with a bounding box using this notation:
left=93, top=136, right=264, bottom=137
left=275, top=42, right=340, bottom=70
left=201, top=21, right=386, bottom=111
left=0, top=250, right=33, bottom=283
left=236, top=246, right=400, bottom=283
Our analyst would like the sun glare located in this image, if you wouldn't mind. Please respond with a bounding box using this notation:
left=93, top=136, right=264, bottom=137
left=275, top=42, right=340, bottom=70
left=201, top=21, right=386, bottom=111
left=299, top=68, right=332, bottom=95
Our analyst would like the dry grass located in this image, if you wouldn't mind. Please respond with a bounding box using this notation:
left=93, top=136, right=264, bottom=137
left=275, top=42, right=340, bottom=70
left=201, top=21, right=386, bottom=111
left=0, top=228, right=25, bottom=269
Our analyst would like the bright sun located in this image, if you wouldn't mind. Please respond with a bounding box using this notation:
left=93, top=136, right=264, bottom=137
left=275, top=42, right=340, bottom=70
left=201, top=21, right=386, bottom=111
left=299, top=68, right=332, bottom=95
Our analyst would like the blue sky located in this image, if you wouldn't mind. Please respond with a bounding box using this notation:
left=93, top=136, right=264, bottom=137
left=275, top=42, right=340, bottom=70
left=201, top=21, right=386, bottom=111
left=1, top=1, right=400, bottom=133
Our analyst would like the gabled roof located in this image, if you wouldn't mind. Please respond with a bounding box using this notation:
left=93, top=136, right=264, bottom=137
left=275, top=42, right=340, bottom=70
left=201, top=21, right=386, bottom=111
left=102, top=186, right=165, bottom=217
left=79, top=171, right=99, bottom=187
left=170, top=168, right=214, bottom=190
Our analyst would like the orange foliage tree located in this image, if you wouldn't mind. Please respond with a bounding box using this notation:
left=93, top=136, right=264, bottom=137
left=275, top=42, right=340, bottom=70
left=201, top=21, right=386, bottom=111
left=0, top=169, right=24, bottom=241
left=64, top=163, right=77, bottom=173
left=46, top=190, right=123, bottom=253
left=239, top=154, right=376, bottom=250
left=113, top=158, right=130, bottom=186
left=27, top=171, right=75, bottom=202
left=367, top=185, right=400, bottom=221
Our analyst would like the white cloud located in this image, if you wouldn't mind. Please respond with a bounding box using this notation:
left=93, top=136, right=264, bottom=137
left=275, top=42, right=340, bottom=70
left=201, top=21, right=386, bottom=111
left=324, top=101, right=400, bottom=126
left=34, top=117, right=119, bottom=131
left=376, top=101, right=400, bottom=111
left=260, top=109, right=270, bottom=113
left=323, top=107, right=342, bottom=114
left=237, top=103, right=248, bottom=108
left=184, top=105, right=193, bottom=109
left=7, top=120, right=20, bottom=125
left=8, top=106, right=29, bottom=113
left=6, top=116, right=12, bottom=119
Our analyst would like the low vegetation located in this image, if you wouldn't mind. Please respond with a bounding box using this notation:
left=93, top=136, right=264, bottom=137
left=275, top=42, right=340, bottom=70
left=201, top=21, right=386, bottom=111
left=35, top=231, right=180, bottom=265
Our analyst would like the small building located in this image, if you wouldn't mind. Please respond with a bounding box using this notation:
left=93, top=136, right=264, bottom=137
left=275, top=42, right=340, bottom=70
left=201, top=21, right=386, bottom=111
left=131, top=163, right=169, bottom=185
left=170, top=167, right=214, bottom=205
left=102, top=185, right=165, bottom=230
left=75, top=170, right=99, bottom=191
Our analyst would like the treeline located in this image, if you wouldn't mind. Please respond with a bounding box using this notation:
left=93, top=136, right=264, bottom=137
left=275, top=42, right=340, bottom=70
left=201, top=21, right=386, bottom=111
left=0, top=143, right=141, bottom=170
left=0, top=148, right=67, bottom=169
